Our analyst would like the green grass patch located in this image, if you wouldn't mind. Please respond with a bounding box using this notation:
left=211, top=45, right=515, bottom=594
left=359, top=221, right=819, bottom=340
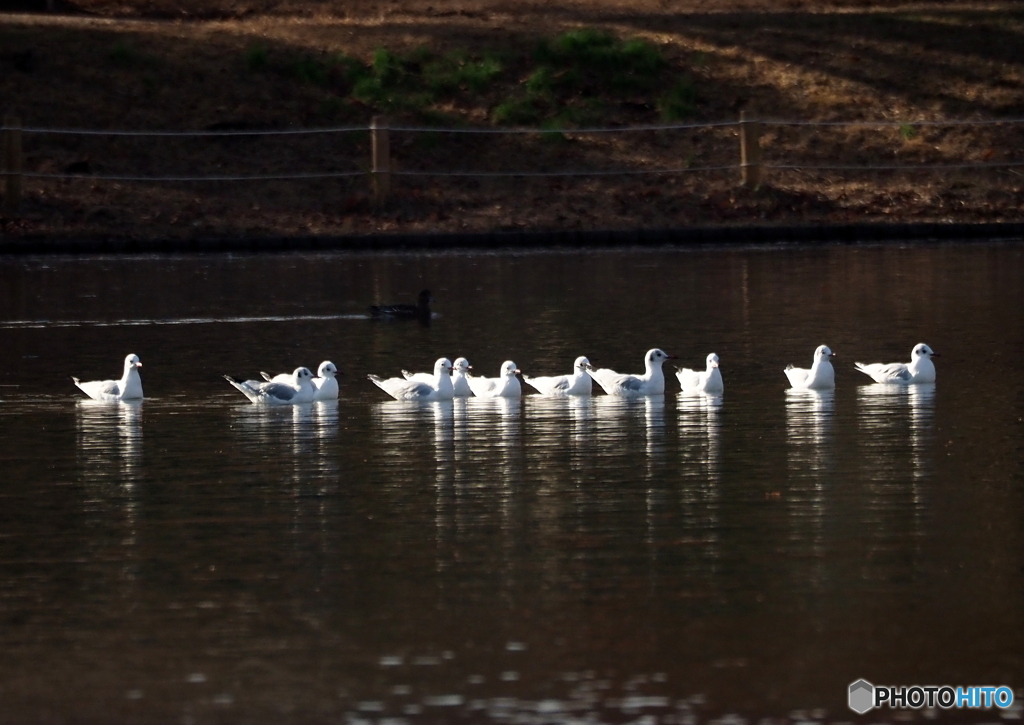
left=533, top=29, right=666, bottom=94
left=245, top=43, right=268, bottom=72
left=107, top=41, right=158, bottom=69
left=658, top=79, right=698, bottom=121
left=243, top=29, right=698, bottom=128
left=492, top=29, right=675, bottom=126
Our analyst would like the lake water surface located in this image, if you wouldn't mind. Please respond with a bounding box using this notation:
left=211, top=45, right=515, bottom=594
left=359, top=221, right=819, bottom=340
left=0, top=243, right=1022, bottom=724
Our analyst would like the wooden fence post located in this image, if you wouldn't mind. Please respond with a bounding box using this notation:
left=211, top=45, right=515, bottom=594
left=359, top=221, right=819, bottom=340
left=370, top=115, right=391, bottom=206
left=739, top=110, right=762, bottom=188
left=2, top=116, right=23, bottom=216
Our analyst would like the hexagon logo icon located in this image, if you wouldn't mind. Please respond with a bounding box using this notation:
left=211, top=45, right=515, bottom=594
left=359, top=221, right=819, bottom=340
left=849, top=679, right=875, bottom=714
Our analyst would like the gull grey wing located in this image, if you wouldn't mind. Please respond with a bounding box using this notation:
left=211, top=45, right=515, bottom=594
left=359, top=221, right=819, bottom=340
left=620, top=376, right=644, bottom=391
left=876, top=363, right=911, bottom=381
left=261, top=382, right=297, bottom=400
left=408, top=381, right=435, bottom=397
left=551, top=377, right=570, bottom=391
left=95, top=380, right=121, bottom=395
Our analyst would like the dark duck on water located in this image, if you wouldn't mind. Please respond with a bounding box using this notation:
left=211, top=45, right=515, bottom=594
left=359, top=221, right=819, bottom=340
left=369, top=289, right=433, bottom=322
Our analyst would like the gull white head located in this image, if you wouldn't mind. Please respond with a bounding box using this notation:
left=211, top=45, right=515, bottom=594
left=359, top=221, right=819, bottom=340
left=706, top=353, right=720, bottom=369
left=124, top=354, right=142, bottom=371
left=645, top=348, right=674, bottom=368
left=814, top=345, right=835, bottom=363
left=433, top=358, right=454, bottom=376
left=453, top=357, right=471, bottom=373
left=574, top=356, right=592, bottom=372
left=317, top=361, right=338, bottom=378
left=293, top=367, right=314, bottom=382
left=501, top=360, right=520, bottom=378
left=911, top=343, right=937, bottom=360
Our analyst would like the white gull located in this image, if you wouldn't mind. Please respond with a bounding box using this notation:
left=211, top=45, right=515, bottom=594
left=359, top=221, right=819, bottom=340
left=523, top=356, right=593, bottom=396
left=73, top=353, right=144, bottom=401
left=855, top=343, right=938, bottom=384
left=676, top=352, right=723, bottom=395
left=785, top=345, right=836, bottom=390
left=467, top=360, right=522, bottom=398
left=370, top=358, right=454, bottom=401
left=262, top=361, right=339, bottom=400
left=589, top=348, right=675, bottom=397
left=405, top=356, right=473, bottom=397
left=225, top=367, right=316, bottom=405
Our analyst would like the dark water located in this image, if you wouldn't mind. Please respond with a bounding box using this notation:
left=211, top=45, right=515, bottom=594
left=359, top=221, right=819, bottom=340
left=0, top=244, right=1022, bottom=724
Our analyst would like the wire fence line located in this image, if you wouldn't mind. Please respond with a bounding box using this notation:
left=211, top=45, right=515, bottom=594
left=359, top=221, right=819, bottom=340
left=2, top=114, right=1022, bottom=206
left=18, top=161, right=1024, bottom=183
left=21, top=171, right=368, bottom=182
left=8, top=116, right=1024, bottom=138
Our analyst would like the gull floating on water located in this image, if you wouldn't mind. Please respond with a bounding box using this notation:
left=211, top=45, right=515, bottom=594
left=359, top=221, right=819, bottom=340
left=676, top=352, right=723, bottom=395
left=855, top=343, right=938, bottom=384
left=467, top=360, right=522, bottom=398
left=370, top=357, right=454, bottom=401
left=261, top=361, right=339, bottom=400
left=405, top=356, right=473, bottom=397
left=225, top=367, right=316, bottom=405
left=589, top=348, right=675, bottom=397
left=73, top=353, right=144, bottom=402
left=523, top=356, right=593, bottom=396
left=784, top=345, right=836, bottom=390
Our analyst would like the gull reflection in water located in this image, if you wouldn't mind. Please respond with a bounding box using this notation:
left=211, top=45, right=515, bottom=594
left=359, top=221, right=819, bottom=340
left=676, top=393, right=723, bottom=570
left=372, top=400, right=456, bottom=570
left=76, top=399, right=143, bottom=587
left=76, top=399, right=143, bottom=483
left=858, top=383, right=936, bottom=482
left=593, top=395, right=666, bottom=550
left=785, top=389, right=835, bottom=581
left=461, top=396, right=523, bottom=496
left=371, top=399, right=454, bottom=473
left=309, top=400, right=340, bottom=482
left=592, top=395, right=666, bottom=467
left=677, top=393, right=723, bottom=482
left=785, top=388, right=835, bottom=471
left=233, top=402, right=318, bottom=458
left=463, top=397, right=523, bottom=583
left=524, top=395, right=596, bottom=468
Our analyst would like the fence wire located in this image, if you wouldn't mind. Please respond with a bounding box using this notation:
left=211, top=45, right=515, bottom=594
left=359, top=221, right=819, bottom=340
left=5, top=115, right=1023, bottom=182
left=9, top=116, right=1024, bottom=138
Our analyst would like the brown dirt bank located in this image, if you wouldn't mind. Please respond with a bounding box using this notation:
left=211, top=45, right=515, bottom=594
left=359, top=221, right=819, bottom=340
left=1, top=1, right=1023, bottom=242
